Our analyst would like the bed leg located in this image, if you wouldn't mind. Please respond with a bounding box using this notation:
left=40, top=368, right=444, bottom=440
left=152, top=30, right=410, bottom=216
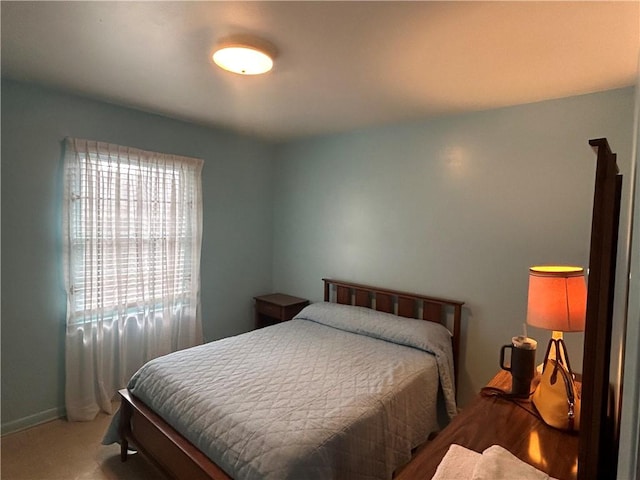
left=119, top=395, right=133, bottom=462
left=120, top=439, right=129, bottom=462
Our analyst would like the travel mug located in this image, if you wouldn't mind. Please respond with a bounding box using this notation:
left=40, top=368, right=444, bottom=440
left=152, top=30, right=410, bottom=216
left=500, top=335, right=537, bottom=397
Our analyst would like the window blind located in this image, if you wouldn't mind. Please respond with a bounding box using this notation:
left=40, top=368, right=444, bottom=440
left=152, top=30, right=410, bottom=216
left=64, top=138, right=203, bottom=324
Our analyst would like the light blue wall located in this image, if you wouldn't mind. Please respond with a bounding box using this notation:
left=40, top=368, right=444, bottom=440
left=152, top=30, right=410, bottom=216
left=1, top=80, right=275, bottom=432
left=272, top=87, right=635, bottom=406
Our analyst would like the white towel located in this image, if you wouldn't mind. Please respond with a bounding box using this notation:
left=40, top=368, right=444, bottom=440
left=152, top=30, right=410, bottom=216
left=432, top=444, right=481, bottom=479
left=472, top=445, right=557, bottom=480
left=432, top=444, right=559, bottom=480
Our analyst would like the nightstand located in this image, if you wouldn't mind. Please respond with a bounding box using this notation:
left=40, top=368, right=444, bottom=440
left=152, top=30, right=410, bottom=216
left=253, top=293, right=309, bottom=329
left=396, top=369, right=579, bottom=480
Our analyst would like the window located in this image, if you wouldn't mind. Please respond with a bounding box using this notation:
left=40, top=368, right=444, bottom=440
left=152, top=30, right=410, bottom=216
left=65, top=140, right=202, bottom=324
left=64, top=139, right=203, bottom=324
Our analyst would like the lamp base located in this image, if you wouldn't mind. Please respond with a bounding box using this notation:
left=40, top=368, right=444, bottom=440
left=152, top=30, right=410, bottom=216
left=537, top=331, right=564, bottom=372
left=541, top=334, right=575, bottom=379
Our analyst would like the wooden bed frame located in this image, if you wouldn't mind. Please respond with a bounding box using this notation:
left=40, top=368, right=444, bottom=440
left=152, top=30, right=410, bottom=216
left=118, top=278, right=465, bottom=479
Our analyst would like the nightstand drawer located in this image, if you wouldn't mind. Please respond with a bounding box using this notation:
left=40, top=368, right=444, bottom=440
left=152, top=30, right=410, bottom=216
left=256, top=300, right=282, bottom=319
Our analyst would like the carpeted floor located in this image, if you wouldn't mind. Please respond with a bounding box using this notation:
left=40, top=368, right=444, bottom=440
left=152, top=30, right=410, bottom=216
left=1, top=410, right=167, bottom=480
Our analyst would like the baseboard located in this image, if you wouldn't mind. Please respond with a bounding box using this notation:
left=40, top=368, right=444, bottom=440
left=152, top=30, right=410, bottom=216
left=1, top=406, right=66, bottom=436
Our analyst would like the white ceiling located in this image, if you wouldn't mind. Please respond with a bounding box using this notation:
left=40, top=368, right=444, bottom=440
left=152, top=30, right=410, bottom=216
left=2, top=1, right=639, bottom=141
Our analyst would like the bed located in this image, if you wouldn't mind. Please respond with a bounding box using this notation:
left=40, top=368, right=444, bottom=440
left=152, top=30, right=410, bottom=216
left=107, top=278, right=464, bottom=480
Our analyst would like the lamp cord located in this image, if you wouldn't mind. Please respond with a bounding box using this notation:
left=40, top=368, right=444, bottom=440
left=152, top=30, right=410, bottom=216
left=479, top=386, right=543, bottom=421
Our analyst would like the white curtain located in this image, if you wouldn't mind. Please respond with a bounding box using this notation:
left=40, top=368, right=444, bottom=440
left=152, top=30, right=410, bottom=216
left=63, top=138, right=204, bottom=421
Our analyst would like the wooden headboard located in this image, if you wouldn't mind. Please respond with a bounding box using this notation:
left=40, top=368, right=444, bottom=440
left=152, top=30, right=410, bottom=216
left=322, top=278, right=464, bottom=387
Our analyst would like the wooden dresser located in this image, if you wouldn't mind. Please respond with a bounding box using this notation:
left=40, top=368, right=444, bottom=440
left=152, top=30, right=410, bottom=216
left=396, top=370, right=579, bottom=480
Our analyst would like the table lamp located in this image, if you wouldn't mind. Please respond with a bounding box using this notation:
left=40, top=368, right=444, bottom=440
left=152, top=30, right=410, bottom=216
left=526, top=266, right=587, bottom=366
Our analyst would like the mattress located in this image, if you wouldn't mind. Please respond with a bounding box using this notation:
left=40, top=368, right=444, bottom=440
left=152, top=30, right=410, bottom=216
left=105, top=302, right=457, bottom=480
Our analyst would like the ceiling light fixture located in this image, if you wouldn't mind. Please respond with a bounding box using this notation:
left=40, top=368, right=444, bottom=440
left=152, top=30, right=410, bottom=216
left=212, top=36, right=276, bottom=75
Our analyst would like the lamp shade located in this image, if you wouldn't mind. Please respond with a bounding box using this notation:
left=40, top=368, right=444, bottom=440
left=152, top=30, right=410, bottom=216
left=526, top=266, right=587, bottom=332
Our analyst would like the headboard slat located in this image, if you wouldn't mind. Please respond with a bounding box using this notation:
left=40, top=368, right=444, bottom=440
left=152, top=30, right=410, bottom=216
left=398, top=296, right=415, bottom=318
left=355, top=289, right=370, bottom=308
left=336, top=285, right=351, bottom=305
left=375, top=293, right=394, bottom=313
left=423, top=302, right=443, bottom=323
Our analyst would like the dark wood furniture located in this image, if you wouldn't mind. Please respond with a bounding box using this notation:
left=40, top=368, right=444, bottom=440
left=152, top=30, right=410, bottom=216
left=253, top=293, right=309, bottom=329
left=579, top=138, right=623, bottom=480
left=118, top=279, right=465, bottom=479
left=395, top=370, right=580, bottom=480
